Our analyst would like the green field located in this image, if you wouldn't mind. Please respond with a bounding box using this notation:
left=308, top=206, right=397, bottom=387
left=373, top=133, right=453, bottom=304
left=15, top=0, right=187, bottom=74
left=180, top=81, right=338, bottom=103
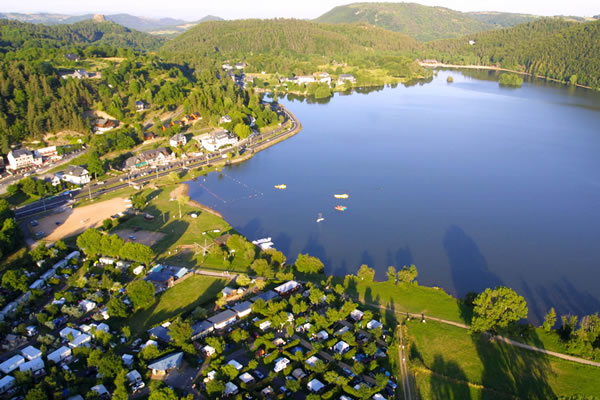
left=128, top=274, right=227, bottom=334
left=407, top=319, right=600, bottom=399
left=347, top=280, right=468, bottom=324
left=113, top=183, right=254, bottom=272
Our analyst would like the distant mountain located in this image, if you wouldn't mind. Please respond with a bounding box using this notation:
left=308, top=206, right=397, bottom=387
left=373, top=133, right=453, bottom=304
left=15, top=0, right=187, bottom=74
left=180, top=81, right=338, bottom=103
left=427, top=19, right=600, bottom=88
left=147, top=15, right=224, bottom=36
left=161, top=18, right=419, bottom=57
left=314, top=2, right=496, bottom=41
left=0, top=18, right=165, bottom=51
left=466, top=11, right=540, bottom=27
left=0, top=12, right=222, bottom=33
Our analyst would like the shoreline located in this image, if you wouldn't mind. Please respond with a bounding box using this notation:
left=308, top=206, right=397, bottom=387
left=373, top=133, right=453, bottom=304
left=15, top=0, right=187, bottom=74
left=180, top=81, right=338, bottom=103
left=171, top=183, right=224, bottom=219
left=419, top=62, right=596, bottom=91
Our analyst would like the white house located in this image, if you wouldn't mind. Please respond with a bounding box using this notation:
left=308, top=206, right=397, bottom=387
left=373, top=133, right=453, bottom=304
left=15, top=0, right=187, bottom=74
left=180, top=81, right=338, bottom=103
left=315, top=330, right=329, bottom=341
left=219, top=115, right=232, bottom=124
left=126, top=369, right=142, bottom=384
left=34, top=146, right=59, bottom=160
left=315, top=72, right=332, bottom=86
left=21, top=345, right=42, bottom=360
left=47, top=346, right=71, bottom=364
left=207, top=309, right=237, bottom=330
left=98, top=257, right=115, bottom=265
left=337, top=74, right=357, bottom=85
left=227, top=359, right=243, bottom=371
left=297, top=75, right=316, bottom=85
left=0, top=376, right=15, bottom=394
left=69, top=333, right=91, bottom=348
left=334, top=340, right=350, bottom=354
left=259, top=320, right=272, bottom=331
left=91, top=384, right=110, bottom=397
left=58, top=165, right=90, bottom=185
left=122, top=354, right=134, bottom=368
left=19, top=357, right=44, bottom=373
left=274, top=280, right=301, bottom=296
left=60, top=327, right=81, bottom=340
left=305, top=355, right=320, bottom=368
left=225, top=382, right=239, bottom=396
left=79, top=299, right=97, bottom=313
left=0, top=355, right=24, bottom=374
left=169, top=133, right=187, bottom=147
left=273, top=357, right=290, bottom=373
left=307, top=378, right=325, bottom=393
left=200, top=130, right=238, bottom=152
left=367, top=320, right=383, bottom=330
left=239, top=372, right=254, bottom=384
left=350, top=309, right=364, bottom=321
left=7, top=149, right=41, bottom=170
left=203, top=345, right=216, bottom=357
left=231, top=301, right=252, bottom=318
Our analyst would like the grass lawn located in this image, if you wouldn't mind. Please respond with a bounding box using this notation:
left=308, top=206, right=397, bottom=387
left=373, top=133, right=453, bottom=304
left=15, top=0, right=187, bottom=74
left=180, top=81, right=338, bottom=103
left=128, top=274, right=227, bottom=334
left=407, top=319, right=600, bottom=399
left=46, top=153, right=89, bottom=174
left=3, top=190, right=38, bottom=207
left=113, top=184, right=251, bottom=272
left=349, top=280, right=468, bottom=324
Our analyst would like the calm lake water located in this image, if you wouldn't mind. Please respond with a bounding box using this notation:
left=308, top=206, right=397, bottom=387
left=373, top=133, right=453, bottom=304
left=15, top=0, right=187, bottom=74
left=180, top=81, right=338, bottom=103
left=187, top=70, right=600, bottom=322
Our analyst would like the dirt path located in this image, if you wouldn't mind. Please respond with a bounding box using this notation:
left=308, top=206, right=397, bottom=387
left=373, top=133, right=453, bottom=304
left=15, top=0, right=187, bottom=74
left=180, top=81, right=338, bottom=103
left=364, top=301, right=600, bottom=369
left=397, top=325, right=414, bottom=400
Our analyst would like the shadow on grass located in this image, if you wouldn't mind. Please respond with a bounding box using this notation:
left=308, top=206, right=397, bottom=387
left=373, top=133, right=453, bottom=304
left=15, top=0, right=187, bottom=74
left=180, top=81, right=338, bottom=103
left=474, top=329, right=555, bottom=400
left=430, top=354, right=472, bottom=400
left=130, top=278, right=227, bottom=334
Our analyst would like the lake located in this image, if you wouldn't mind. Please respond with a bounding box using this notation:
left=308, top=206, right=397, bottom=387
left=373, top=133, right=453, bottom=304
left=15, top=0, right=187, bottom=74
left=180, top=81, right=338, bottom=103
left=187, top=70, right=600, bottom=323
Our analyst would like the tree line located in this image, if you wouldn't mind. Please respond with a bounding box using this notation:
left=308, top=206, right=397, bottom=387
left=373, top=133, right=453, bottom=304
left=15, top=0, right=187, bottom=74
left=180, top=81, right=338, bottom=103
left=76, top=228, right=154, bottom=265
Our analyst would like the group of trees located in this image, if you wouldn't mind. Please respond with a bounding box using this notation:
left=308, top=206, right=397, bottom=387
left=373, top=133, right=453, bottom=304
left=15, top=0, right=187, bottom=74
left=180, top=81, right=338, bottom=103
left=76, top=228, right=154, bottom=265
left=387, top=264, right=418, bottom=284
left=7, top=176, right=65, bottom=198
left=0, top=199, right=22, bottom=260
left=543, top=308, right=600, bottom=360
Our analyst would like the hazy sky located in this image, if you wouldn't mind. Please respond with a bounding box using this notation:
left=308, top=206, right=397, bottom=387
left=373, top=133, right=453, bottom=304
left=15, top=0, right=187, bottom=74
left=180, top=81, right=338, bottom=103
left=3, top=0, right=598, bottom=20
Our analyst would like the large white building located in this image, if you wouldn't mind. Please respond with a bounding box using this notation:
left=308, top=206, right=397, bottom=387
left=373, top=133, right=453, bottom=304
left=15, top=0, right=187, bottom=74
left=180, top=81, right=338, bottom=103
left=7, top=149, right=42, bottom=170
left=199, top=131, right=239, bottom=152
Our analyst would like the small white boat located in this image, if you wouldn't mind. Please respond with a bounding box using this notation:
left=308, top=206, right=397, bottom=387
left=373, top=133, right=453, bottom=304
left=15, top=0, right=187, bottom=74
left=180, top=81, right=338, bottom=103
left=316, top=212, right=324, bottom=223
left=252, top=237, right=273, bottom=245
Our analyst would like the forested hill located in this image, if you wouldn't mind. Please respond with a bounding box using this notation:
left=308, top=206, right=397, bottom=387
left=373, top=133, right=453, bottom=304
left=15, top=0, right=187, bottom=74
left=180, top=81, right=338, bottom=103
left=0, top=19, right=164, bottom=52
left=425, top=18, right=600, bottom=89
left=161, top=18, right=419, bottom=57
left=314, top=2, right=496, bottom=41
left=466, top=11, right=539, bottom=27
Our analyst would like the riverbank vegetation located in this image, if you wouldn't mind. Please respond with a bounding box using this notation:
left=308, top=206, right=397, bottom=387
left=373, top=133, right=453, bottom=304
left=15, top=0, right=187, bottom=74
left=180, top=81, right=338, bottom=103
left=424, top=19, right=600, bottom=89
left=499, top=73, right=524, bottom=87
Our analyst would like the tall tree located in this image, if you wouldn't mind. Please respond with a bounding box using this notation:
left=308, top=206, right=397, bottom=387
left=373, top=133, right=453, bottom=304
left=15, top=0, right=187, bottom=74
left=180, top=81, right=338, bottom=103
left=471, top=287, right=528, bottom=333
left=126, top=280, right=155, bottom=310
left=357, top=264, right=375, bottom=282
left=295, top=253, right=324, bottom=274
left=543, top=307, right=557, bottom=332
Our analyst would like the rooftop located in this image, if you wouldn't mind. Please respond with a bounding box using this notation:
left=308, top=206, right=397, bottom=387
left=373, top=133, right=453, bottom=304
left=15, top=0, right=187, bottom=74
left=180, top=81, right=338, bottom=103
left=148, top=352, right=183, bottom=371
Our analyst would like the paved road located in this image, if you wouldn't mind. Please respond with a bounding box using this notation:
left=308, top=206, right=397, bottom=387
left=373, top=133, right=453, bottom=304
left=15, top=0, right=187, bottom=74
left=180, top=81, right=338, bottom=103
left=13, top=107, right=301, bottom=222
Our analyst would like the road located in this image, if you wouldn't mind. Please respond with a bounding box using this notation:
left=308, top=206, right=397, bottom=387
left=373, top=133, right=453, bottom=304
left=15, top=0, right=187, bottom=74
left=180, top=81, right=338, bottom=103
left=397, top=325, right=413, bottom=400
left=13, top=107, right=300, bottom=222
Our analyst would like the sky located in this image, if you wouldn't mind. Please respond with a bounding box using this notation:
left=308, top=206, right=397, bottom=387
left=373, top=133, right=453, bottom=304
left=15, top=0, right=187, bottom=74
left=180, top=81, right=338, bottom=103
left=2, top=0, right=598, bottom=20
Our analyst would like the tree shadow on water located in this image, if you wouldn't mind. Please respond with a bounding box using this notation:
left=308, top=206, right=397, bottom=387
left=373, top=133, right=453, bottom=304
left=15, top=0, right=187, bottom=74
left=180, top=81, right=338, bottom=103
left=444, top=225, right=503, bottom=298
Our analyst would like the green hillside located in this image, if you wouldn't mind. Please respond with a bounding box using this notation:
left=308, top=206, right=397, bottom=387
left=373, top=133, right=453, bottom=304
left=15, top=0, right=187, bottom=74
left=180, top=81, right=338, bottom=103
left=314, top=2, right=495, bottom=41
left=425, top=18, right=600, bottom=88
left=0, top=18, right=164, bottom=51
left=161, top=18, right=420, bottom=57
